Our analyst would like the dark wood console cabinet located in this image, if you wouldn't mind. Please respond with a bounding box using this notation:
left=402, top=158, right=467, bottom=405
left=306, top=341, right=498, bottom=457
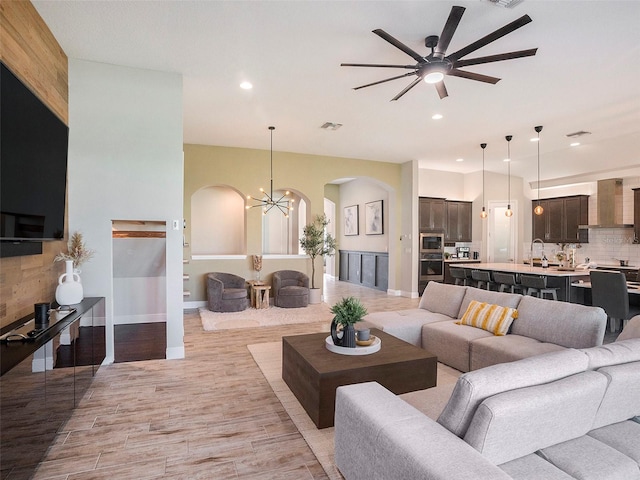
left=339, top=250, right=388, bottom=291
left=1, top=297, right=105, bottom=478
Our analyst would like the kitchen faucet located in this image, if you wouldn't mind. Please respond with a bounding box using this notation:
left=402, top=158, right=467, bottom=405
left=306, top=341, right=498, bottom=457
left=530, top=238, right=545, bottom=266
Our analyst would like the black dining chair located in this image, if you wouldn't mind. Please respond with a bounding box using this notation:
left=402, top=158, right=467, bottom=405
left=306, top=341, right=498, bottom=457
left=589, top=270, right=638, bottom=333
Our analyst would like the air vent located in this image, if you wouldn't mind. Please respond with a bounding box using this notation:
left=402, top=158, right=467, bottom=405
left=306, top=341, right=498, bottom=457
left=320, top=122, right=343, bottom=131
left=566, top=130, right=592, bottom=138
left=483, top=0, right=525, bottom=8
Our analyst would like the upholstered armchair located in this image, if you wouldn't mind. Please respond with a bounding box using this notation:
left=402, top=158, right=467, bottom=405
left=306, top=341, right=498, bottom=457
left=206, top=272, right=248, bottom=312
left=272, top=270, right=310, bottom=308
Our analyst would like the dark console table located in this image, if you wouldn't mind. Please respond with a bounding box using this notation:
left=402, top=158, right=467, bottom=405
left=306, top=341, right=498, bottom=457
left=0, top=297, right=105, bottom=478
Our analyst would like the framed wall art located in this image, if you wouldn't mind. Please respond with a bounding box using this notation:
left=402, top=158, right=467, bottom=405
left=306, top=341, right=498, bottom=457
left=365, top=200, right=383, bottom=235
left=344, top=205, right=359, bottom=236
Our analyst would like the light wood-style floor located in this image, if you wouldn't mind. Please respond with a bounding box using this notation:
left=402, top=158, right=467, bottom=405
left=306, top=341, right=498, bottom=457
left=28, top=278, right=418, bottom=480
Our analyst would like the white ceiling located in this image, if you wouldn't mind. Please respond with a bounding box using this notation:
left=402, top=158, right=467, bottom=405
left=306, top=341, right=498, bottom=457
left=33, top=0, right=640, bottom=186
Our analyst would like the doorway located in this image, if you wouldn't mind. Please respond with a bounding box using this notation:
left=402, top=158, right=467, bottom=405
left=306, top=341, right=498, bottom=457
left=487, top=201, right=517, bottom=263
left=112, top=220, right=167, bottom=362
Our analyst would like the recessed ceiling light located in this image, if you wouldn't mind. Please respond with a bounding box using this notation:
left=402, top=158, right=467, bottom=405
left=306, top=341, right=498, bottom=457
left=570, top=142, right=580, bottom=147
left=530, top=137, right=539, bottom=142
left=456, top=158, right=464, bottom=162
left=240, top=81, right=253, bottom=90
left=432, top=114, right=443, bottom=120
left=503, top=158, right=511, bottom=162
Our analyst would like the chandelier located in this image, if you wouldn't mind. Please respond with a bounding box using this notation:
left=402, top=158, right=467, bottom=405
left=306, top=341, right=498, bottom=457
left=246, top=126, right=293, bottom=217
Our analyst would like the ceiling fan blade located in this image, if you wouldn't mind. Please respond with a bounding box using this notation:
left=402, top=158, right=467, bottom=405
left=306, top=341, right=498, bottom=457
left=373, top=29, right=425, bottom=63
left=391, top=77, right=423, bottom=101
left=434, top=6, right=465, bottom=59
left=449, top=69, right=501, bottom=84
left=341, top=63, right=417, bottom=69
left=435, top=81, right=448, bottom=99
left=353, top=71, right=418, bottom=90
left=454, top=48, right=537, bottom=67
left=447, top=14, right=533, bottom=62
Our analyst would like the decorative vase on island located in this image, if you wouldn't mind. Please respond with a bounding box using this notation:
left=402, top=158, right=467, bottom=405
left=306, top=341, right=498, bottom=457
left=55, top=260, right=83, bottom=306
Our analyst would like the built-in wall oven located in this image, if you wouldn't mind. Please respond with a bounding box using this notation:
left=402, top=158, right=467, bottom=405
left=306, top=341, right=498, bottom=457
left=419, top=233, right=444, bottom=283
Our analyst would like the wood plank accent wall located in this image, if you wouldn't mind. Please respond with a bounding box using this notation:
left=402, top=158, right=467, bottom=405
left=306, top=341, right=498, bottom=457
left=0, top=1, right=69, bottom=328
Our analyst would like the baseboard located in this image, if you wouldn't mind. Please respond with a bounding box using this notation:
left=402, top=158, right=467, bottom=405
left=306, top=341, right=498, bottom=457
left=386, top=289, right=402, bottom=296
left=113, top=313, right=167, bottom=324
left=184, top=300, right=207, bottom=310
left=397, top=289, right=420, bottom=299
left=166, top=345, right=185, bottom=360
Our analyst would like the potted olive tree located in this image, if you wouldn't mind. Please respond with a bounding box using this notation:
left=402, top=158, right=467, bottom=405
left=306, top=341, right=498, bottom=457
left=330, top=296, right=368, bottom=348
left=300, top=214, right=337, bottom=304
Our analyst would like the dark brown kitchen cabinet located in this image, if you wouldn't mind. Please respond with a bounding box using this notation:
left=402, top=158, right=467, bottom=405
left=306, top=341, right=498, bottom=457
left=419, top=197, right=446, bottom=232
left=532, top=195, right=589, bottom=243
left=634, top=188, right=640, bottom=242
left=445, top=201, right=472, bottom=242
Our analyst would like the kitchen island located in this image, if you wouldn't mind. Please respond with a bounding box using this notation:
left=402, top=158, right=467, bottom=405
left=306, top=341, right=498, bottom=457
left=457, top=262, right=590, bottom=302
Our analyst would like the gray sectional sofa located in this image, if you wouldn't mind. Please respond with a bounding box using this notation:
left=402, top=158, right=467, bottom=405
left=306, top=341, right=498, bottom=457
left=364, top=281, right=608, bottom=372
left=335, top=337, right=640, bottom=479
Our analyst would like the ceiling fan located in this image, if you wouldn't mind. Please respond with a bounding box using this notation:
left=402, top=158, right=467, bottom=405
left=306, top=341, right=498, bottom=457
left=341, top=5, right=537, bottom=100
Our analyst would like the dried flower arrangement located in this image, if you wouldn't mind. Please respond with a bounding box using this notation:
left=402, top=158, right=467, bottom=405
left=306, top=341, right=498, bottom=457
left=252, top=255, right=263, bottom=272
left=54, top=232, right=95, bottom=269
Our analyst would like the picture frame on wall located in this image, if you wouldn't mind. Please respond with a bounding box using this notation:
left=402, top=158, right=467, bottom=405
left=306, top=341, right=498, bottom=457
left=365, top=200, right=383, bottom=235
left=344, top=205, right=359, bottom=236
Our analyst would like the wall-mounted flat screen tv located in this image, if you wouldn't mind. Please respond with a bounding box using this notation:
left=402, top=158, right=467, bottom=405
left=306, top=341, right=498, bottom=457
left=1, top=62, right=68, bottom=241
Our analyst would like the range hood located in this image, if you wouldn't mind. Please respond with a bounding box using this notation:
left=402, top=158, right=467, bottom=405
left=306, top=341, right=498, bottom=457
left=579, top=179, right=634, bottom=229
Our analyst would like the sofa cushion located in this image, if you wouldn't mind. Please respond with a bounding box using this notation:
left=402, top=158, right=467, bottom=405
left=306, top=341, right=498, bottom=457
left=592, top=361, right=640, bottom=429
left=538, top=435, right=640, bottom=480
left=437, top=348, right=590, bottom=438
left=418, top=281, right=467, bottom=318
left=470, top=335, right=566, bottom=371
left=277, top=285, right=307, bottom=296
left=422, top=321, right=493, bottom=372
left=458, top=287, right=521, bottom=319
left=512, top=295, right=606, bottom=348
left=365, top=309, right=451, bottom=347
left=499, top=453, right=575, bottom=480
left=457, top=300, right=518, bottom=336
left=581, top=338, right=640, bottom=369
left=334, top=382, right=512, bottom=480
left=588, top=420, right=640, bottom=463
left=463, top=370, right=608, bottom=465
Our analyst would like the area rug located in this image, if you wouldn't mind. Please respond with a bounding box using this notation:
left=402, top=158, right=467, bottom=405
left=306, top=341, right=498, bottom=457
left=247, top=341, right=461, bottom=480
left=200, top=302, right=332, bottom=331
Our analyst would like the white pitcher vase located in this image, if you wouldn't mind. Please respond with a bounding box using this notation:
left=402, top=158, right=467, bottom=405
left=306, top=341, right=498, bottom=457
left=55, top=260, right=83, bottom=305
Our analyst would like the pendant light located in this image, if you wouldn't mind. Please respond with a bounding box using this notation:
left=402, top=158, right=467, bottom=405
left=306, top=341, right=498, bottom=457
left=480, top=143, right=488, bottom=219
left=246, top=126, right=294, bottom=217
left=533, top=125, right=544, bottom=216
left=505, top=135, right=513, bottom=217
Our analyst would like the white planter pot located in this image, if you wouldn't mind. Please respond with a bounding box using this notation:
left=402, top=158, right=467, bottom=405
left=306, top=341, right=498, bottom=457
left=55, top=260, right=83, bottom=306
left=309, top=288, right=321, bottom=304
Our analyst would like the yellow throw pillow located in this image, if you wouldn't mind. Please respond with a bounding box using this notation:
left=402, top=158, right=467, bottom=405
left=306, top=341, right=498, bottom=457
left=456, top=300, right=518, bottom=336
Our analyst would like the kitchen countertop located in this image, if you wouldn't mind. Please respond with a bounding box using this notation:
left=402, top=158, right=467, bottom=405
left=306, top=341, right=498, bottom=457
left=456, top=262, right=591, bottom=277
left=445, top=258, right=481, bottom=263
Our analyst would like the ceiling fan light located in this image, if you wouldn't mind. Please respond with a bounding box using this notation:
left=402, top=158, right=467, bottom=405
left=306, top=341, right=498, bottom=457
left=424, top=71, right=445, bottom=84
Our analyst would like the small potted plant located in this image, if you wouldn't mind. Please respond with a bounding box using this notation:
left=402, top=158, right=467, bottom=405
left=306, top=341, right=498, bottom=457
left=330, top=296, right=368, bottom=348
left=299, top=214, right=337, bottom=304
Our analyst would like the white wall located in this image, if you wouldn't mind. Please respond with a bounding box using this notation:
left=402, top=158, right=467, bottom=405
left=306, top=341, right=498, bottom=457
left=191, top=186, right=245, bottom=255
left=418, top=169, right=465, bottom=200
left=338, top=179, right=390, bottom=253
left=68, top=59, right=184, bottom=362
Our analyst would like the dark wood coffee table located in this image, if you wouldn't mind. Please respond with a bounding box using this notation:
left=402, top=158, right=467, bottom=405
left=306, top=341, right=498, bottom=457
left=282, top=328, right=437, bottom=428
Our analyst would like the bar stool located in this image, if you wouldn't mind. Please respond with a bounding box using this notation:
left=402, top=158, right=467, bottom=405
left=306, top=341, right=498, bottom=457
left=449, top=267, right=469, bottom=286
left=493, top=272, right=524, bottom=294
left=520, top=274, right=559, bottom=300
left=471, top=270, right=494, bottom=290
left=464, top=268, right=476, bottom=287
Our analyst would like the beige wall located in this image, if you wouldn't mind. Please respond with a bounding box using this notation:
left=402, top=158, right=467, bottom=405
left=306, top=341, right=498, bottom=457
left=183, top=144, right=403, bottom=303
